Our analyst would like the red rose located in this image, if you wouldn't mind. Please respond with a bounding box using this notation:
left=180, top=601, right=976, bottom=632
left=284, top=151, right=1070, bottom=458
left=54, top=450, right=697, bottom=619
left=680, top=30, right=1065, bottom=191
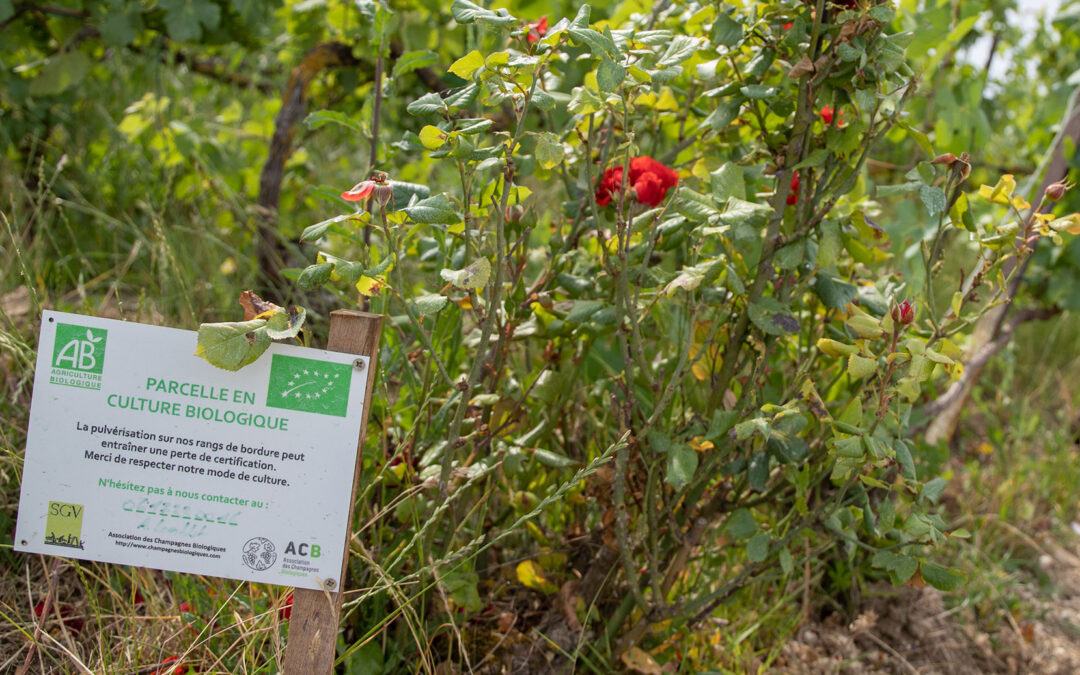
left=820, top=105, right=844, bottom=126
left=526, top=16, right=548, bottom=44
left=786, top=171, right=800, bottom=206
left=595, top=156, right=678, bottom=208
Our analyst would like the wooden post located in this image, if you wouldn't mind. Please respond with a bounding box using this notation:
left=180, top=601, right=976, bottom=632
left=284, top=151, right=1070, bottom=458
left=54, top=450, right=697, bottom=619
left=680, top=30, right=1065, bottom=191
left=283, top=310, right=382, bottom=673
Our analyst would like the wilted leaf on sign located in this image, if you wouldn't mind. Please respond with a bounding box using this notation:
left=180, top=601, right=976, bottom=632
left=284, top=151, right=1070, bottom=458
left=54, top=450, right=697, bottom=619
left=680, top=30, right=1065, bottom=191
left=265, top=306, right=307, bottom=340
left=516, top=560, right=558, bottom=593
left=441, top=257, right=491, bottom=290
left=195, top=320, right=271, bottom=371
left=238, top=290, right=280, bottom=321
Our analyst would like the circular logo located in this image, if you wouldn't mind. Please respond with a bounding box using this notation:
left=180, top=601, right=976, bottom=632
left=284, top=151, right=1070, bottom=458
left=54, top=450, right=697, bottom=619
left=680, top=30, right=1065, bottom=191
left=241, top=537, right=277, bottom=571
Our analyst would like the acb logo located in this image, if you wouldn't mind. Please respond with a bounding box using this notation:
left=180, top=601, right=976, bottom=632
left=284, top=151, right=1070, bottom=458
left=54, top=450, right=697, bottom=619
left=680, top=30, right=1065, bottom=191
left=284, top=541, right=321, bottom=558
left=52, top=324, right=107, bottom=374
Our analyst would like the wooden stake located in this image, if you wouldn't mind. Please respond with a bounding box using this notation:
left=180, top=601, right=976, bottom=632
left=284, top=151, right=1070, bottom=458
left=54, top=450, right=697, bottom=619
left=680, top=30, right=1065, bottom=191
left=283, top=310, right=382, bottom=674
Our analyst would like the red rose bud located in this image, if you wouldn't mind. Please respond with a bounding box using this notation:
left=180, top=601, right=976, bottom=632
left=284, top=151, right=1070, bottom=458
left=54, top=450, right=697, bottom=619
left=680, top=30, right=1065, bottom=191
left=820, top=106, right=843, bottom=125
left=505, top=204, right=525, bottom=223
left=279, top=593, right=293, bottom=621
left=891, top=300, right=916, bottom=326
left=1045, top=180, right=1074, bottom=202
left=782, top=22, right=793, bottom=30
left=786, top=171, right=800, bottom=206
left=526, top=16, right=548, bottom=44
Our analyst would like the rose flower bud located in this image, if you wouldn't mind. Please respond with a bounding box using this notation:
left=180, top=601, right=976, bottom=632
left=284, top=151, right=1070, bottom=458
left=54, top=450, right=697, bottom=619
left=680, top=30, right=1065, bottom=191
left=891, top=299, right=916, bottom=326
left=1045, top=180, right=1074, bottom=202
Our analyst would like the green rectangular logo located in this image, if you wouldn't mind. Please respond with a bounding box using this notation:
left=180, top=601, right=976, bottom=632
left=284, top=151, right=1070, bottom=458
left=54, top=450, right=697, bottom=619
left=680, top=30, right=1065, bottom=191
left=44, top=501, right=85, bottom=549
left=50, top=323, right=107, bottom=390
left=266, top=354, right=352, bottom=417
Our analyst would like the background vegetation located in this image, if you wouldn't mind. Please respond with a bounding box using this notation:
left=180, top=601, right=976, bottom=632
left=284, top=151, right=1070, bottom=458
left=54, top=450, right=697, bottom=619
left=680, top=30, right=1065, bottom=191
left=2, top=0, right=1080, bottom=673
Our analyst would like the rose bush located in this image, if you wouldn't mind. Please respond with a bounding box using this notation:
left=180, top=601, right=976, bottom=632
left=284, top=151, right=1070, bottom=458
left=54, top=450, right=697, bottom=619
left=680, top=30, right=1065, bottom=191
left=191, top=0, right=1080, bottom=669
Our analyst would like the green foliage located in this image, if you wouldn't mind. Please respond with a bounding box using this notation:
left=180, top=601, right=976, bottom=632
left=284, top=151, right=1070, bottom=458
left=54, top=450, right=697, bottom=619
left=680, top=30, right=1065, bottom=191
left=5, top=0, right=1080, bottom=672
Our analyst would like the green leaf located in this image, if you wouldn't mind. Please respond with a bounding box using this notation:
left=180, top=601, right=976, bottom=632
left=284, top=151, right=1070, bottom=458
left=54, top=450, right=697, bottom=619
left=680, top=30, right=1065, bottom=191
left=920, top=184, right=947, bottom=217
left=749, top=297, right=799, bottom=335
left=305, top=110, right=365, bottom=134
left=30, top=51, right=90, bottom=97
left=404, top=193, right=461, bottom=224
left=748, top=450, right=769, bottom=490
left=779, top=547, right=794, bottom=574
left=710, top=163, right=745, bottom=202
left=567, top=5, right=616, bottom=56
left=265, top=307, right=307, bottom=340
left=725, top=508, right=758, bottom=540
left=440, top=257, right=491, bottom=290
left=297, top=262, right=333, bottom=290
left=719, top=198, right=772, bottom=230
left=746, top=532, right=771, bottom=562
left=740, top=85, right=778, bottom=100
left=444, top=83, right=479, bottom=110
left=889, top=555, right=919, bottom=584
left=392, top=50, right=438, bottom=79
left=702, top=100, right=741, bottom=131
left=666, top=444, right=698, bottom=488
left=535, top=132, right=564, bottom=170
left=847, top=354, right=877, bottom=379
left=456, top=118, right=493, bottom=135
left=0, top=0, right=13, bottom=23
left=711, top=12, right=742, bottom=46
left=565, top=300, right=605, bottom=323
left=597, top=57, right=626, bottom=91
left=390, top=181, right=431, bottom=206
left=814, top=273, right=857, bottom=309
left=531, top=89, right=556, bottom=111
left=920, top=476, right=947, bottom=504
left=407, top=92, right=447, bottom=117
left=450, top=0, right=517, bottom=26
left=921, top=562, right=964, bottom=591
left=816, top=220, right=842, bottom=268
left=412, top=293, right=449, bottom=316
left=448, top=50, right=485, bottom=79
left=659, top=35, right=701, bottom=67
left=195, top=320, right=271, bottom=371
left=160, top=0, right=221, bottom=42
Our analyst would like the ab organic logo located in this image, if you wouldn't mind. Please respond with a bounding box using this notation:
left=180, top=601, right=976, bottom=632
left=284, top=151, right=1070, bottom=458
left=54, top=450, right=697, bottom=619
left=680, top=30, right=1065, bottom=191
left=50, top=323, right=107, bottom=390
left=266, top=354, right=352, bottom=417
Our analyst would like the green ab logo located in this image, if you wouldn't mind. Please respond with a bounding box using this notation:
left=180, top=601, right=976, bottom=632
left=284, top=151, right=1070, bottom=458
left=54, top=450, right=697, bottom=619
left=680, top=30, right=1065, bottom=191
left=53, top=324, right=107, bottom=374
left=50, top=324, right=107, bottom=390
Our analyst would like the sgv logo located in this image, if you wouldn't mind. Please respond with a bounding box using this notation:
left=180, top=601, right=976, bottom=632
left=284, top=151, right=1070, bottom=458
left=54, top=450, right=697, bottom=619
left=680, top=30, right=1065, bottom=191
left=50, top=323, right=107, bottom=390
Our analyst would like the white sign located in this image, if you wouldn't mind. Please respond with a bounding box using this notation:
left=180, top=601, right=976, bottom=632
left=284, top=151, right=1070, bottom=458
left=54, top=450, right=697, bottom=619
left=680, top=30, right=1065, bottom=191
left=15, top=311, right=369, bottom=591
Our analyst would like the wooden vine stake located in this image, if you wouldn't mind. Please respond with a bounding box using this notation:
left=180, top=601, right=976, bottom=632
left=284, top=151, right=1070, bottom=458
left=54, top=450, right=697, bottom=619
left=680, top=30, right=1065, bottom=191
left=283, top=310, right=382, bottom=673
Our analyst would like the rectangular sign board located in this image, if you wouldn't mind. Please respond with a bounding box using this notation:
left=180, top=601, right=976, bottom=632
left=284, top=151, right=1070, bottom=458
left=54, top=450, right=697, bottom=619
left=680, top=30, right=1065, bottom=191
left=15, top=310, right=369, bottom=591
